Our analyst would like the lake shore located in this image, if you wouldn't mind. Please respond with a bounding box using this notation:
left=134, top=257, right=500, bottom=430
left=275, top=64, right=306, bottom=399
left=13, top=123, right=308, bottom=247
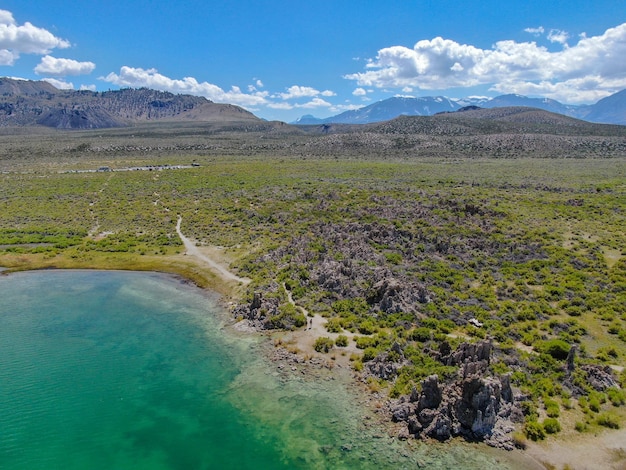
left=2, top=249, right=625, bottom=469
left=246, top=312, right=626, bottom=470
left=236, top=316, right=545, bottom=470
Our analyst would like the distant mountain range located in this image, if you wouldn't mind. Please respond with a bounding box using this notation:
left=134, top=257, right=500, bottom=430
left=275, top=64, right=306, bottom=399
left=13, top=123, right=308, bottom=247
left=293, top=90, right=626, bottom=126
left=0, top=77, right=259, bottom=129
left=1, top=77, right=625, bottom=130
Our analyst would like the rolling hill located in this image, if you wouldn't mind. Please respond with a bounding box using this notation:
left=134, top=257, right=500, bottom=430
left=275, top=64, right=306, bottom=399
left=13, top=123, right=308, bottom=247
left=292, top=107, right=626, bottom=159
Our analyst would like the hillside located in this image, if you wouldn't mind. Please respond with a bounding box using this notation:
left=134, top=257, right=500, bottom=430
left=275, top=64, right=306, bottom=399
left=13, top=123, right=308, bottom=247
left=384, top=107, right=623, bottom=134
left=0, top=78, right=260, bottom=129
left=292, top=108, right=626, bottom=159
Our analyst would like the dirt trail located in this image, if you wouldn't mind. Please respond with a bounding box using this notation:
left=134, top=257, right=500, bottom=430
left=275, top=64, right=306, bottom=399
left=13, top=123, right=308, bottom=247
left=280, top=282, right=359, bottom=365
left=176, top=216, right=250, bottom=285
left=524, top=427, right=626, bottom=470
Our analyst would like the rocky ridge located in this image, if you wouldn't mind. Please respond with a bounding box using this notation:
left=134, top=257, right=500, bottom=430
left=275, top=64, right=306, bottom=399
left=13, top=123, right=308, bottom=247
left=0, top=78, right=259, bottom=129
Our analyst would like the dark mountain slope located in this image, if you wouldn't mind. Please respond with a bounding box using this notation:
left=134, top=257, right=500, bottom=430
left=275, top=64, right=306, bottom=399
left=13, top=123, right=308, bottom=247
left=582, top=89, right=626, bottom=125
left=0, top=78, right=59, bottom=95
left=0, top=78, right=260, bottom=129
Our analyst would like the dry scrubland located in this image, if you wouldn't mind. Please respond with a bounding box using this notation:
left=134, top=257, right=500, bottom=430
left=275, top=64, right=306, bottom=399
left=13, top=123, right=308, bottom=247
left=1, top=120, right=625, bottom=457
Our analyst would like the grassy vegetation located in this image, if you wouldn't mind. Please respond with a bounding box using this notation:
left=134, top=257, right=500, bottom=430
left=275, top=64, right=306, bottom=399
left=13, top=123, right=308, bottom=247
left=1, top=123, right=625, bottom=436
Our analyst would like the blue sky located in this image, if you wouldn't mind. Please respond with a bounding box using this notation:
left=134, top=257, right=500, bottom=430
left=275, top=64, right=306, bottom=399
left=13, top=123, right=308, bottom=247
left=0, top=0, right=625, bottom=121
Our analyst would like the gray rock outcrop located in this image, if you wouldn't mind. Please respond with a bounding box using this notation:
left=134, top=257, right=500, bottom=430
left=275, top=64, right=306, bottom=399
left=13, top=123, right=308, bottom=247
left=365, top=342, right=407, bottom=380
left=580, top=364, right=619, bottom=392
left=390, top=340, right=523, bottom=450
left=232, top=290, right=280, bottom=329
left=563, top=345, right=620, bottom=396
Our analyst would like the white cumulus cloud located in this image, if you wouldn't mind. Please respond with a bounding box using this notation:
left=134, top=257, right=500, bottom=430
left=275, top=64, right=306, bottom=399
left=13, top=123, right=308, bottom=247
left=345, top=22, right=626, bottom=103
left=102, top=66, right=268, bottom=107
left=277, top=85, right=336, bottom=100
left=278, top=85, right=319, bottom=99
left=353, top=87, right=367, bottom=96
left=42, top=77, right=74, bottom=89
left=547, top=29, right=569, bottom=45
left=0, top=10, right=15, bottom=25
left=524, top=26, right=545, bottom=36
left=0, top=9, right=70, bottom=65
left=267, top=102, right=294, bottom=110
left=329, top=103, right=363, bottom=113
left=35, top=55, right=96, bottom=76
left=295, top=97, right=332, bottom=109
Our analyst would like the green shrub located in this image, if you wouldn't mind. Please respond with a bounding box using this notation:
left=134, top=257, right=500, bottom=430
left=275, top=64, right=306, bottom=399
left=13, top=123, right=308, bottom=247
left=293, top=313, right=307, bottom=328
left=544, top=399, right=560, bottom=418
left=490, top=361, right=510, bottom=375
left=387, top=349, right=401, bottom=363
left=597, top=413, right=620, bottom=429
left=566, top=306, right=583, bottom=317
left=512, top=431, right=527, bottom=449
left=314, top=337, right=334, bottom=353
left=589, top=397, right=601, bottom=413
left=543, top=418, right=561, bottom=434
left=326, top=317, right=343, bottom=333
left=355, top=336, right=378, bottom=349
left=362, top=347, right=377, bottom=361
left=607, top=387, right=626, bottom=406
left=335, top=335, right=349, bottom=347
left=524, top=421, right=546, bottom=441
left=574, top=421, right=587, bottom=432
left=590, top=390, right=606, bottom=405
left=357, top=320, right=377, bottom=335
left=437, top=319, right=455, bottom=334
left=384, top=252, right=402, bottom=265
left=538, top=339, right=571, bottom=360
left=411, top=327, right=431, bottom=342
left=520, top=400, right=537, bottom=418
left=608, top=323, right=621, bottom=334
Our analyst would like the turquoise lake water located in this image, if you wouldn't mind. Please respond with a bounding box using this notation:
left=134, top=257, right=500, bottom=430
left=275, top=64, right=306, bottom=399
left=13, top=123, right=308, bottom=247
left=0, top=270, right=523, bottom=469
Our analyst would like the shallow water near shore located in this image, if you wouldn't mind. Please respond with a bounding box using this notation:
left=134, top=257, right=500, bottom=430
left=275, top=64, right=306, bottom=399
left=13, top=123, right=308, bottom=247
left=0, top=270, right=526, bottom=469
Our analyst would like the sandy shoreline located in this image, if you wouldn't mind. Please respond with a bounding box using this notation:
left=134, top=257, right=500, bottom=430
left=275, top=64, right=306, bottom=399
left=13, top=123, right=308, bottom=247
left=523, top=428, right=626, bottom=469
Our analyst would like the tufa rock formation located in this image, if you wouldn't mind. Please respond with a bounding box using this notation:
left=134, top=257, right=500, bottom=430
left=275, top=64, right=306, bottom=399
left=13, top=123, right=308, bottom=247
left=563, top=345, right=620, bottom=396
left=232, top=290, right=280, bottom=329
left=390, top=340, right=523, bottom=450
